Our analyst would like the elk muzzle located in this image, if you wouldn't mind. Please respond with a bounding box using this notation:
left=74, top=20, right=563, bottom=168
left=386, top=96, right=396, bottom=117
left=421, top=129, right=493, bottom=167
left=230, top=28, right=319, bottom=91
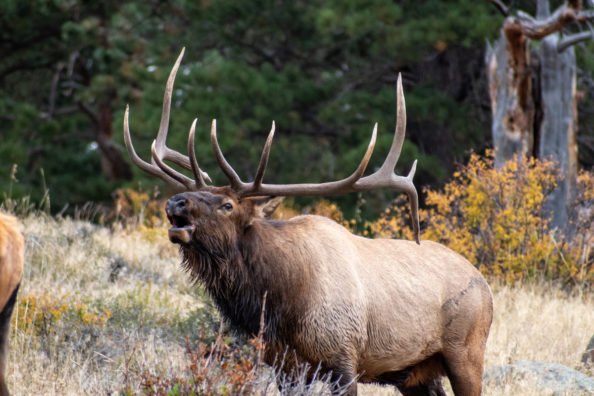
left=166, top=194, right=195, bottom=244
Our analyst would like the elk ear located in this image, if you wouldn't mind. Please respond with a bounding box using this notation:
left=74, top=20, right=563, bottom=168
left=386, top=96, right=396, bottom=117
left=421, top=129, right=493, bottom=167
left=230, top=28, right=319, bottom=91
left=249, top=196, right=284, bottom=219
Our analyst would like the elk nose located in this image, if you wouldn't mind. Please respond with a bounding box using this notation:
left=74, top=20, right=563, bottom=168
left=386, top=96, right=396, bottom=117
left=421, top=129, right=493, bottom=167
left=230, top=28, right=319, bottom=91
left=166, top=195, right=188, bottom=217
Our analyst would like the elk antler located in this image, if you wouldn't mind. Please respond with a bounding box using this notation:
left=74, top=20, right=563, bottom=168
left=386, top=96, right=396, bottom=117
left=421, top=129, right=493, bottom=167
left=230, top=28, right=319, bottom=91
left=124, top=49, right=420, bottom=243
left=210, top=75, right=419, bottom=242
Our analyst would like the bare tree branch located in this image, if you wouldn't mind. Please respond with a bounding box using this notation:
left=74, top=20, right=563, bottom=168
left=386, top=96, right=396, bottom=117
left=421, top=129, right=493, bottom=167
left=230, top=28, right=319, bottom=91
left=503, top=4, right=594, bottom=41
left=78, top=101, right=100, bottom=127
left=40, top=105, right=79, bottom=119
left=63, top=51, right=79, bottom=96
left=47, top=62, right=65, bottom=118
left=489, top=0, right=510, bottom=16
left=577, top=9, right=594, bottom=20
left=558, top=31, right=594, bottom=51
left=52, top=105, right=79, bottom=116
left=517, top=10, right=537, bottom=23
left=510, top=6, right=578, bottom=39
left=536, top=0, right=551, bottom=19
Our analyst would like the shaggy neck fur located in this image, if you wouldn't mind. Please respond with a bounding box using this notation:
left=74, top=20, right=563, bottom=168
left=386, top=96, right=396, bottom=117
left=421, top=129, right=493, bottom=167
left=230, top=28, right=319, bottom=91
left=180, top=219, right=310, bottom=342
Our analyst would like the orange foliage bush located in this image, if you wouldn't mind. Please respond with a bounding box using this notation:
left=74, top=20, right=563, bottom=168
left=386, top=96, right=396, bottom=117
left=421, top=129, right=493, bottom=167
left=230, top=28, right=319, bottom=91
left=138, top=334, right=263, bottom=395
left=368, top=153, right=593, bottom=286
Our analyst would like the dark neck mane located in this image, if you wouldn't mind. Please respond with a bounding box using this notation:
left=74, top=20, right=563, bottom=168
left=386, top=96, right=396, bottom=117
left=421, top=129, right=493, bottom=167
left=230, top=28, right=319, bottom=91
left=180, top=220, right=309, bottom=341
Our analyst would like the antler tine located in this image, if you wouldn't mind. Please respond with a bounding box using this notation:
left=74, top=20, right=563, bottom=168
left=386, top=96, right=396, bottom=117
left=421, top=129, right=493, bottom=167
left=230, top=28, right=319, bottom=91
left=153, top=48, right=195, bottom=171
left=210, top=119, right=244, bottom=189
left=406, top=164, right=420, bottom=243
left=154, top=48, right=212, bottom=183
left=378, top=73, right=406, bottom=176
left=361, top=73, right=419, bottom=243
left=351, top=122, right=377, bottom=180
left=253, top=121, right=276, bottom=188
left=306, top=122, right=377, bottom=190
left=123, top=105, right=187, bottom=191
left=154, top=48, right=204, bottom=171
left=152, top=48, right=184, bottom=158
left=188, top=118, right=208, bottom=188
left=362, top=73, right=419, bottom=243
left=151, top=141, right=195, bottom=190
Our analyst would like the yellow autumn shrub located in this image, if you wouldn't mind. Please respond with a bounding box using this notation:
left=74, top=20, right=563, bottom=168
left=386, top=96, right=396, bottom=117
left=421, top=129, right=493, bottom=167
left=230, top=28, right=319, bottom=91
left=305, top=199, right=353, bottom=230
left=368, top=153, right=593, bottom=286
left=14, top=293, right=112, bottom=337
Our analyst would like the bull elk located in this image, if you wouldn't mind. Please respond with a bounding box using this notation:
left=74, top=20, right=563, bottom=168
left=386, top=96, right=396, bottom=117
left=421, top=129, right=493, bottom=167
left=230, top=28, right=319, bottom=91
left=0, top=213, right=24, bottom=396
left=124, top=49, right=493, bottom=395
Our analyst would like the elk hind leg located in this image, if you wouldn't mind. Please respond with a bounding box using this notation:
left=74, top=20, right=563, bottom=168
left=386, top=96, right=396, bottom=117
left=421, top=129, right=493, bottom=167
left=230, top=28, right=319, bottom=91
left=0, top=284, right=20, bottom=396
left=443, top=356, right=483, bottom=396
left=442, top=339, right=487, bottom=396
left=442, top=277, right=492, bottom=396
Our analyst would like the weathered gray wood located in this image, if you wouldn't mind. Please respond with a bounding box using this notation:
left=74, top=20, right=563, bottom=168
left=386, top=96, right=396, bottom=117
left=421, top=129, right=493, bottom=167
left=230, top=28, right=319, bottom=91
left=538, top=35, right=578, bottom=230
left=486, top=0, right=587, bottom=231
left=486, top=33, right=535, bottom=168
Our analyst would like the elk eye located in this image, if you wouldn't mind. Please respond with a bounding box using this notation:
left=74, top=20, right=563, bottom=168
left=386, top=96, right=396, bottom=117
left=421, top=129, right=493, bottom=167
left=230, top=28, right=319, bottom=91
left=221, top=202, right=233, bottom=211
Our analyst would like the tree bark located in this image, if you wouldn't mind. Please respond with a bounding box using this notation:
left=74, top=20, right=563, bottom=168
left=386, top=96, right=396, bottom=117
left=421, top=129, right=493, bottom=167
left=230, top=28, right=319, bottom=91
left=79, top=100, right=133, bottom=182
left=97, top=102, right=133, bottom=181
left=486, top=30, right=537, bottom=166
left=486, top=0, right=588, bottom=231
left=538, top=35, right=578, bottom=229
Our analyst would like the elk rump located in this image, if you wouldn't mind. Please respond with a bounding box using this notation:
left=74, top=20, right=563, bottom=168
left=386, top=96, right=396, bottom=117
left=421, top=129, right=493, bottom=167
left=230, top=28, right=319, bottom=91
left=0, top=214, right=24, bottom=396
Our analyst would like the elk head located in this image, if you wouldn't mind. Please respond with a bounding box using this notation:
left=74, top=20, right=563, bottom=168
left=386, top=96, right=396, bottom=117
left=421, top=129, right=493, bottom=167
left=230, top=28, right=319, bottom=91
left=165, top=187, right=282, bottom=254
left=123, top=48, right=420, bottom=243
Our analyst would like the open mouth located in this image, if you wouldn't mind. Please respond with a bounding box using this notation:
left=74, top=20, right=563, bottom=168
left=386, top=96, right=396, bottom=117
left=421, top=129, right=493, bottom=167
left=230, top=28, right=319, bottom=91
left=168, top=215, right=194, bottom=244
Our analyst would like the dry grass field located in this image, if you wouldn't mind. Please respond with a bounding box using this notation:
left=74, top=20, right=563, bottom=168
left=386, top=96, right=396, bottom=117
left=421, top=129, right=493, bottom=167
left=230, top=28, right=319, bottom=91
left=3, top=212, right=593, bottom=395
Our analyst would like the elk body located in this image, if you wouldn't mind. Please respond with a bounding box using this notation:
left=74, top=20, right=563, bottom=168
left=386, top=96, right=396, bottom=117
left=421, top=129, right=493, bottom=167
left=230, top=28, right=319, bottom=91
left=124, top=49, right=493, bottom=396
left=0, top=214, right=24, bottom=396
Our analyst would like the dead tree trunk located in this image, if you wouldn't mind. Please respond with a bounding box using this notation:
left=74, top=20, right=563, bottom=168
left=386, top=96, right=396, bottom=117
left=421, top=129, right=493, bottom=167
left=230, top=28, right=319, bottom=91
left=486, top=30, right=536, bottom=163
left=486, top=0, right=592, bottom=230
left=538, top=34, right=579, bottom=229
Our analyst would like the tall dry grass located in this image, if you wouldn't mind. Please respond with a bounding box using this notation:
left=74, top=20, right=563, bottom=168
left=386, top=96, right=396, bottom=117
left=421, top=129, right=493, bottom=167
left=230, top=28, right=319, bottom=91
left=3, top=211, right=593, bottom=395
left=9, top=213, right=203, bottom=395
left=481, top=283, right=593, bottom=396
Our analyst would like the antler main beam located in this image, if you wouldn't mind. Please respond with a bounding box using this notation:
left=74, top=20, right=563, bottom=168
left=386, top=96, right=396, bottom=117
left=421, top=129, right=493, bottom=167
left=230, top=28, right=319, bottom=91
left=124, top=49, right=420, bottom=243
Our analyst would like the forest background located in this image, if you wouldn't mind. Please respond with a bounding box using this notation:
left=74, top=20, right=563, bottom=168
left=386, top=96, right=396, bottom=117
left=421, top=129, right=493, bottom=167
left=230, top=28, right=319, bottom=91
left=2, top=0, right=593, bottom=219
left=2, top=2, right=594, bottom=394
